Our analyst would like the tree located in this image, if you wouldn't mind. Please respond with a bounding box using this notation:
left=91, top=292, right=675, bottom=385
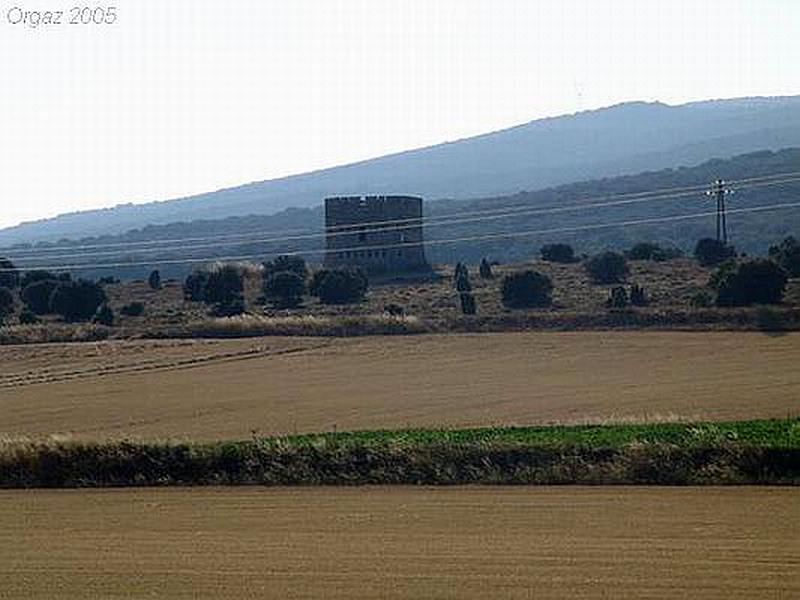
left=263, top=271, right=306, bottom=308
left=19, top=308, right=39, bottom=324
left=694, top=238, right=734, bottom=267
left=148, top=269, right=162, bottom=290
left=606, top=286, right=628, bottom=308
left=714, top=260, right=788, bottom=306
left=93, top=304, right=115, bottom=326
left=627, top=242, right=674, bottom=261
left=316, top=269, right=368, bottom=304
left=0, top=287, right=14, bottom=321
left=584, top=251, right=629, bottom=284
left=454, top=263, right=471, bottom=292
left=459, top=292, right=477, bottom=315
left=184, top=265, right=243, bottom=305
left=183, top=270, right=209, bottom=301
left=49, top=280, right=107, bottom=322
left=501, top=270, right=553, bottom=308
left=21, top=279, right=59, bottom=314
left=768, top=236, right=800, bottom=277
left=309, top=269, right=331, bottom=297
left=0, top=258, right=19, bottom=289
left=204, top=265, right=244, bottom=305
left=479, top=258, right=493, bottom=279
left=20, top=270, right=66, bottom=289
left=629, top=284, right=648, bottom=306
left=263, top=255, right=308, bottom=280
left=540, top=243, right=576, bottom=263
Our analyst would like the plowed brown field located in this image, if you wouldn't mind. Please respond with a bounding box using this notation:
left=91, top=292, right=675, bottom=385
left=1, top=331, right=798, bottom=440
left=0, top=487, right=797, bottom=599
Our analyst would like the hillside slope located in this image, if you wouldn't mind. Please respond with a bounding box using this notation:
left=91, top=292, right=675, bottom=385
left=7, top=148, right=799, bottom=280
left=3, top=96, right=800, bottom=245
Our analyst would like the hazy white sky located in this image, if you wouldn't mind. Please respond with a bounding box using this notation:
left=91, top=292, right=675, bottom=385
left=1, top=0, right=798, bottom=228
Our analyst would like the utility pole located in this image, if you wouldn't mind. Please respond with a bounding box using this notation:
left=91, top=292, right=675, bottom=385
left=706, top=179, right=733, bottom=245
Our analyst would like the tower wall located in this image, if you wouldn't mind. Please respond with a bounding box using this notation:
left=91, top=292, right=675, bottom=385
left=324, top=195, right=428, bottom=273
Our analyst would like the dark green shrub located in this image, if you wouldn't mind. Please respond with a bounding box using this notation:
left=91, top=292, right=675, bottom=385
left=479, top=258, right=493, bottom=279
left=768, top=236, right=800, bottom=277
left=540, top=243, right=577, bottom=263
left=755, top=307, right=789, bottom=332
left=0, top=286, right=14, bottom=321
left=21, top=279, right=59, bottom=314
left=120, top=302, right=145, bottom=317
left=501, top=271, right=553, bottom=308
left=453, top=262, right=468, bottom=282
left=627, top=242, right=679, bottom=261
left=204, top=266, right=244, bottom=305
left=183, top=270, right=209, bottom=301
left=19, top=308, right=39, bottom=324
left=263, top=271, right=306, bottom=308
left=694, top=238, right=735, bottom=266
left=629, top=284, right=647, bottom=306
left=93, top=304, right=114, bottom=326
left=317, top=269, right=368, bottom=305
left=454, top=263, right=471, bottom=292
left=690, top=290, right=713, bottom=308
left=309, top=269, right=331, bottom=297
left=148, top=269, right=162, bottom=290
left=606, top=286, right=628, bottom=308
left=50, top=280, right=107, bottom=322
left=97, top=276, right=119, bottom=285
left=459, top=292, right=477, bottom=315
left=184, top=265, right=243, bottom=305
left=263, top=255, right=308, bottom=280
left=714, top=260, right=788, bottom=306
left=584, top=251, right=628, bottom=284
left=211, top=294, right=246, bottom=317
left=384, top=303, right=404, bottom=316
left=0, top=258, right=19, bottom=289
left=20, top=270, right=66, bottom=288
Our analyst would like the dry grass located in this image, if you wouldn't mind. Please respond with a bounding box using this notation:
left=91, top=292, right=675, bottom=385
left=184, top=313, right=430, bottom=337
left=2, top=260, right=799, bottom=342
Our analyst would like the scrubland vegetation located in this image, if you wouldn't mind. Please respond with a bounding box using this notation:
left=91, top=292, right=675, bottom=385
left=0, top=235, right=798, bottom=342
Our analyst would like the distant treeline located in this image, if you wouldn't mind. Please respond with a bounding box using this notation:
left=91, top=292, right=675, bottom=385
left=7, top=148, right=800, bottom=280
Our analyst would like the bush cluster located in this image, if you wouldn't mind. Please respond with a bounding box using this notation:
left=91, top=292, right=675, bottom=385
left=694, top=238, right=735, bottom=266
left=49, top=280, right=108, bottom=322
left=712, top=259, right=787, bottom=306
left=768, top=236, right=800, bottom=277
left=184, top=264, right=245, bottom=315
left=627, top=242, right=681, bottom=262
left=501, top=270, right=552, bottom=308
left=540, top=243, right=577, bottom=263
left=311, top=268, right=368, bottom=305
left=584, top=251, right=628, bottom=284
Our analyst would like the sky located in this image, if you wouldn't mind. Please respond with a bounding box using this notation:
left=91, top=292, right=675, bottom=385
left=1, top=0, right=798, bottom=229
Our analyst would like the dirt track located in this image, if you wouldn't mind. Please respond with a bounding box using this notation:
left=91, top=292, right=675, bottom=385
left=0, top=487, right=797, bottom=599
left=1, top=331, right=798, bottom=440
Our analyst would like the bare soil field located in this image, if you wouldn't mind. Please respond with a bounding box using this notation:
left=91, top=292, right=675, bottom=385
left=0, top=487, right=797, bottom=599
left=1, top=331, right=798, bottom=440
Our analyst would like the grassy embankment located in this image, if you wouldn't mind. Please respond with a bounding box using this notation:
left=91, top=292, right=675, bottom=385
left=2, top=419, right=798, bottom=488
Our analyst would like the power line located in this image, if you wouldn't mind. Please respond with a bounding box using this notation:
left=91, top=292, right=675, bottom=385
left=4, top=169, right=800, bottom=259
left=3, top=200, right=798, bottom=272
left=8, top=174, right=800, bottom=265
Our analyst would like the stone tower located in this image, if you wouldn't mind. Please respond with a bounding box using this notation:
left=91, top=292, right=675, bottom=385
left=324, top=195, right=428, bottom=274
